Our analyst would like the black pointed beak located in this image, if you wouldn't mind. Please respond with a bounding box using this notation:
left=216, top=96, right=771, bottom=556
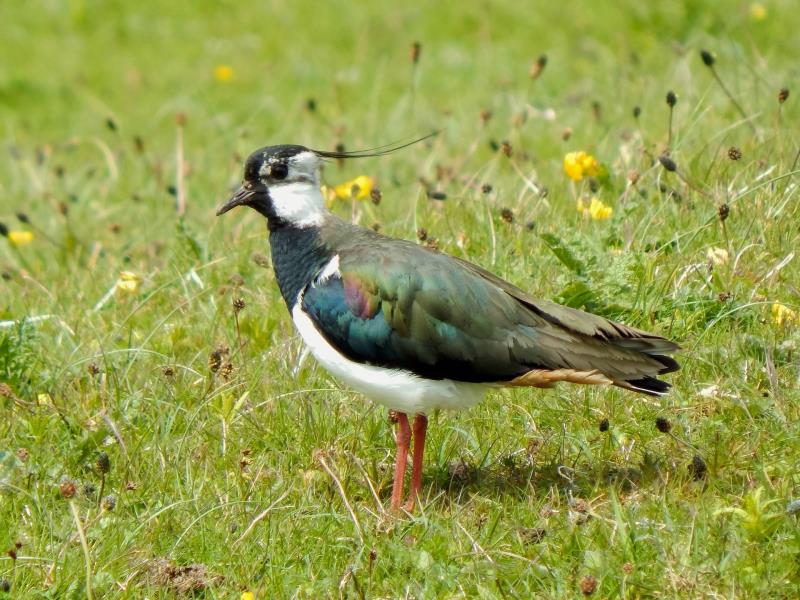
left=216, top=183, right=257, bottom=216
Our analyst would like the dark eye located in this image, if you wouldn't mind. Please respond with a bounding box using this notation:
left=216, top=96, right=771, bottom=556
left=270, top=163, right=288, bottom=180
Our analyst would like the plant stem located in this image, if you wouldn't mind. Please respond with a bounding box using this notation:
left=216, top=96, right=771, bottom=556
left=69, top=500, right=93, bottom=600
left=710, top=67, right=756, bottom=133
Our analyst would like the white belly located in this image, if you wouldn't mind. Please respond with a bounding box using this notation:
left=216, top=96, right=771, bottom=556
left=291, top=305, right=489, bottom=414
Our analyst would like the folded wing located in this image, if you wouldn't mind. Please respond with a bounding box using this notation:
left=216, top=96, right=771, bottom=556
left=301, top=237, right=679, bottom=396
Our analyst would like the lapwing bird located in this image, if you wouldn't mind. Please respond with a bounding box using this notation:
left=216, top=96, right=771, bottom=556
left=217, top=140, right=680, bottom=511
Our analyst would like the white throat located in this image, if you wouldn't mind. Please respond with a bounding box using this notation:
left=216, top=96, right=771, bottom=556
left=269, top=181, right=326, bottom=228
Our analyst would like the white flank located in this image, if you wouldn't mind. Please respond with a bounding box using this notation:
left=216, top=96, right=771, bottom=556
left=291, top=302, right=490, bottom=414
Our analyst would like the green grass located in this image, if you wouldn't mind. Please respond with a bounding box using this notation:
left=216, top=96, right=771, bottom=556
left=2, top=0, right=800, bottom=597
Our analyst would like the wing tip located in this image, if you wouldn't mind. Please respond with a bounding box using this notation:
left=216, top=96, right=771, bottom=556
left=615, top=376, right=672, bottom=397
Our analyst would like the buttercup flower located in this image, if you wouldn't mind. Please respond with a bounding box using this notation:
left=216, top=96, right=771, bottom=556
left=214, top=65, right=234, bottom=83
left=750, top=3, right=767, bottom=21
left=241, top=593, right=255, bottom=600
left=577, top=197, right=613, bottom=221
left=772, top=303, right=798, bottom=326
left=8, top=230, right=34, bottom=246
left=564, top=151, right=600, bottom=182
left=116, top=271, right=141, bottom=293
left=332, top=176, right=374, bottom=201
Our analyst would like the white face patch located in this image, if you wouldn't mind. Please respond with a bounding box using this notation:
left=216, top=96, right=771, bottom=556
left=266, top=151, right=326, bottom=228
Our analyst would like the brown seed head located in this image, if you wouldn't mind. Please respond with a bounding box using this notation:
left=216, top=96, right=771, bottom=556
left=233, top=297, right=246, bottom=314
left=95, top=451, right=111, bottom=474
left=208, top=350, right=223, bottom=373
left=700, top=49, right=715, bottom=67
left=779, top=88, right=790, bottom=104
left=481, top=183, right=493, bottom=194
left=599, top=418, right=610, bottom=432
left=658, top=155, right=677, bottom=172
left=500, top=208, right=514, bottom=224
left=728, top=147, right=742, bottom=161
left=666, top=91, right=677, bottom=107
left=416, top=227, right=428, bottom=241
left=632, top=106, right=641, bottom=119
left=500, top=140, right=513, bottom=157
left=655, top=416, right=672, bottom=433
left=529, top=54, right=548, bottom=79
left=101, top=494, right=117, bottom=511
left=718, top=203, right=730, bottom=222
left=59, top=477, right=77, bottom=499
left=561, top=127, right=572, bottom=141
left=251, top=252, right=270, bottom=268
left=410, top=41, right=421, bottom=64
left=689, top=454, right=707, bottom=480
left=370, top=188, right=382, bottom=205
left=591, top=101, right=602, bottom=121
left=87, top=362, right=100, bottom=376
left=579, top=575, right=598, bottom=596
left=220, top=361, right=234, bottom=381
left=479, top=108, right=492, bottom=123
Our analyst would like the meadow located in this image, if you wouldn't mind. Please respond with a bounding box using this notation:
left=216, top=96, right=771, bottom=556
left=2, top=1, right=800, bottom=597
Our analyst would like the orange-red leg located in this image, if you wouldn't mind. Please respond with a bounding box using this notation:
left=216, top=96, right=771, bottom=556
left=390, top=412, right=411, bottom=511
left=404, top=414, right=428, bottom=511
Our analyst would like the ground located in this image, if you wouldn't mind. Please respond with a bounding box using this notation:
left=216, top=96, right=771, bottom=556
left=1, top=1, right=800, bottom=598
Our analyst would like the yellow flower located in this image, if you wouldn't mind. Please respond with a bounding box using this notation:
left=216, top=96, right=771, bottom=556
left=332, top=176, right=374, bottom=201
left=214, top=65, right=234, bottom=83
left=706, top=247, right=729, bottom=266
left=577, top=197, right=612, bottom=221
left=750, top=3, right=767, bottom=21
left=772, top=303, right=798, bottom=326
left=116, top=271, right=141, bottom=293
left=241, top=593, right=255, bottom=600
left=563, top=151, right=600, bottom=182
left=8, top=230, right=34, bottom=246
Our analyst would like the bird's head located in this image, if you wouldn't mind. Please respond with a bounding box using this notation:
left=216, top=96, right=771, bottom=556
left=216, top=133, right=437, bottom=229
left=217, top=144, right=325, bottom=229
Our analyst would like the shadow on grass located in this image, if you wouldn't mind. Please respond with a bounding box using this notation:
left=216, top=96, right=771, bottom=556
left=377, top=451, right=677, bottom=510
